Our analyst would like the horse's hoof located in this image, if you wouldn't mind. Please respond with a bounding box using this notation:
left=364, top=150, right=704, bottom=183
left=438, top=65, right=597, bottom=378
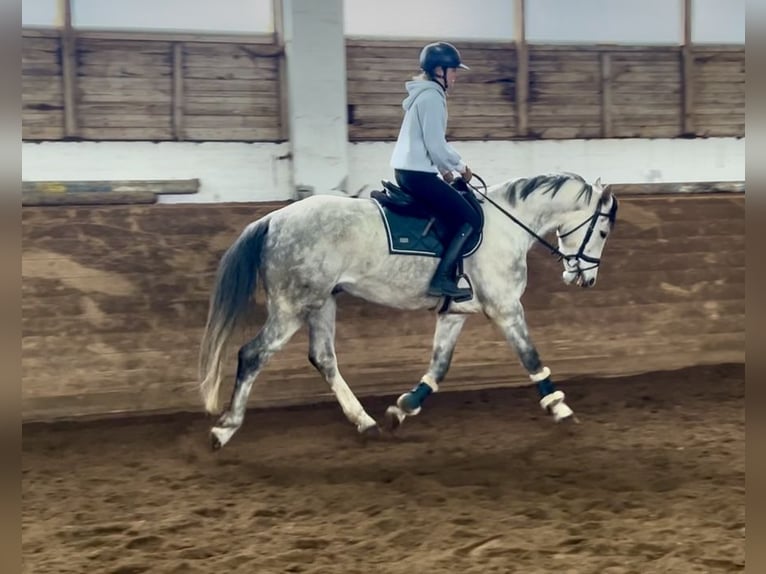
left=359, top=424, right=383, bottom=441
left=556, top=413, right=580, bottom=425
left=210, top=425, right=235, bottom=450
left=384, top=405, right=405, bottom=432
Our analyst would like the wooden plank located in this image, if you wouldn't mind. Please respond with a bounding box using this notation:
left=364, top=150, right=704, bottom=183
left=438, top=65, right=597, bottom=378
left=46, top=29, right=275, bottom=44
left=22, top=126, right=66, bottom=140
left=75, top=102, right=171, bottom=115
left=77, top=39, right=171, bottom=57
left=23, top=191, right=157, bottom=206
left=59, top=0, right=78, bottom=138
left=184, top=101, right=279, bottom=116
left=183, top=42, right=281, bottom=61
left=613, top=125, right=681, bottom=138
left=172, top=42, right=184, bottom=140
left=21, top=30, right=61, bottom=42
left=183, top=115, right=280, bottom=128
left=183, top=78, right=279, bottom=94
left=514, top=0, right=527, bottom=137
left=530, top=126, right=602, bottom=139
left=77, top=127, right=174, bottom=140
left=22, top=179, right=200, bottom=195
left=600, top=52, right=612, bottom=137
left=182, top=126, right=282, bottom=141
left=681, top=0, right=695, bottom=134
left=76, top=114, right=172, bottom=129
left=22, top=111, right=64, bottom=128
left=611, top=181, right=743, bottom=195
left=182, top=66, right=278, bottom=81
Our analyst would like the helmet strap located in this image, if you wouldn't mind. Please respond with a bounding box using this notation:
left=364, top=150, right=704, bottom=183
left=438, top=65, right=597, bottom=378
left=430, top=67, right=449, bottom=92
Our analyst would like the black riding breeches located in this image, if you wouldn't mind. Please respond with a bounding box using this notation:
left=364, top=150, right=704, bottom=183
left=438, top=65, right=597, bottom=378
left=394, top=169, right=481, bottom=236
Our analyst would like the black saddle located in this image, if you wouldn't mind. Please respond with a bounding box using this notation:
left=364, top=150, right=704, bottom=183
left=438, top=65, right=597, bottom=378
left=370, top=179, right=484, bottom=223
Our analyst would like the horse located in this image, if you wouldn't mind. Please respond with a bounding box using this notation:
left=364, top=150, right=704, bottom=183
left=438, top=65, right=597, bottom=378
left=198, top=172, right=619, bottom=449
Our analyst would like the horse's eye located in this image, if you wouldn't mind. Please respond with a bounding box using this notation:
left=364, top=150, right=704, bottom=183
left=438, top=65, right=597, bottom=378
left=599, top=231, right=607, bottom=238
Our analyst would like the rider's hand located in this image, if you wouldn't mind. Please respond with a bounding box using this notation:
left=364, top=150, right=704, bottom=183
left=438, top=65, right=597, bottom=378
left=441, top=170, right=454, bottom=183
left=461, top=166, right=473, bottom=183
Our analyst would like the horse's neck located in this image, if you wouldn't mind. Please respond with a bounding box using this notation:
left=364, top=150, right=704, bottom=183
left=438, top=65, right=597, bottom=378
left=490, top=187, right=584, bottom=240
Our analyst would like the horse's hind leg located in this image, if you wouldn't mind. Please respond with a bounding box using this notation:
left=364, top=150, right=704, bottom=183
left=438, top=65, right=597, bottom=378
left=308, top=298, right=379, bottom=436
left=385, top=314, right=467, bottom=431
left=211, top=309, right=302, bottom=449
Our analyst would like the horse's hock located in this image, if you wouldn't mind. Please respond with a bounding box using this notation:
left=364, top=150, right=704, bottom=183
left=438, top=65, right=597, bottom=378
left=21, top=187, right=745, bottom=421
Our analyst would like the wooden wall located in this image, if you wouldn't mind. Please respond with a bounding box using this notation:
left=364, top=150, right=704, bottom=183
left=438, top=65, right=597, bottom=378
left=22, top=30, right=744, bottom=143
left=22, top=31, right=283, bottom=141
left=21, top=191, right=744, bottom=421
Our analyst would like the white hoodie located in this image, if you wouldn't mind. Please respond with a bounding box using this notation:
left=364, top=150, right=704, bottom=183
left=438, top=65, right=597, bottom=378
left=389, top=80, right=467, bottom=175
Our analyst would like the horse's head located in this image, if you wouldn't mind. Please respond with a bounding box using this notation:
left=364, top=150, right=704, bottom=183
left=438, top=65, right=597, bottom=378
left=556, top=177, right=618, bottom=288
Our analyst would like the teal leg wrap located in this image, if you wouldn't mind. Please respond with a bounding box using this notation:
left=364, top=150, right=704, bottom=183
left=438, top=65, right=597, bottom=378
left=536, top=378, right=556, bottom=398
left=399, top=382, right=433, bottom=412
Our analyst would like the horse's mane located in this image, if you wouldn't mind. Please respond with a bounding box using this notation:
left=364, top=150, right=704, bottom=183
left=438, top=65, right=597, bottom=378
left=505, top=173, right=594, bottom=207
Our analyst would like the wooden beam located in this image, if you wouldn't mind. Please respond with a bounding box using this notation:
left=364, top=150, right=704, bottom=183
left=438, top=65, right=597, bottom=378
left=272, top=0, right=289, bottom=141
left=22, top=179, right=200, bottom=195
left=58, top=0, right=78, bottom=138
left=600, top=52, right=613, bottom=137
left=172, top=43, right=185, bottom=140
left=514, top=0, right=528, bottom=137
left=60, top=29, right=275, bottom=44
left=610, top=181, right=744, bottom=196
left=22, top=191, right=158, bottom=206
left=681, top=0, right=695, bottom=135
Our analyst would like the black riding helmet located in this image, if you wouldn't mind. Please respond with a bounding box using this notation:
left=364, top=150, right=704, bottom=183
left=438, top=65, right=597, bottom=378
left=419, top=42, right=470, bottom=76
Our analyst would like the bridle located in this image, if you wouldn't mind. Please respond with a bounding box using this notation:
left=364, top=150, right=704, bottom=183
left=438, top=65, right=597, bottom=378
left=462, top=174, right=615, bottom=272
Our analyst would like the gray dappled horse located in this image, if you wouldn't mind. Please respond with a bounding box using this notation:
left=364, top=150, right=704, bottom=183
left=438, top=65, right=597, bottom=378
left=199, top=173, right=618, bottom=449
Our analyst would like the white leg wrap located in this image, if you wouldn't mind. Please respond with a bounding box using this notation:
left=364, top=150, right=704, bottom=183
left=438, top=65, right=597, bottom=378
left=550, top=400, right=574, bottom=422
left=539, top=390, right=565, bottom=411
left=539, top=390, right=574, bottom=422
left=530, top=366, right=552, bottom=383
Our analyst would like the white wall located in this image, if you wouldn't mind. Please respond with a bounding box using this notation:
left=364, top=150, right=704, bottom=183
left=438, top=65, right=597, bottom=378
left=21, top=137, right=745, bottom=203
left=21, top=141, right=293, bottom=203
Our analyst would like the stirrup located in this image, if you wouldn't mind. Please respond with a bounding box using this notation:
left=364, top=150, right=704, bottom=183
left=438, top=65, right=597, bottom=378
left=427, top=284, right=473, bottom=301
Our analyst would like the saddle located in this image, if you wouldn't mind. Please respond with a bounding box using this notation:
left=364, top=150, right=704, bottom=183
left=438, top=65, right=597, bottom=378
left=370, top=179, right=484, bottom=259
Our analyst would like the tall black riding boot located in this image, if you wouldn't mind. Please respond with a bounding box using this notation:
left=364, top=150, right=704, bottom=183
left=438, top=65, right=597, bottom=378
left=427, top=223, right=474, bottom=301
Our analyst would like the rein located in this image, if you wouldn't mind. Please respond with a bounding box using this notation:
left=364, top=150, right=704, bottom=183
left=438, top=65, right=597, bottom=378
left=461, top=173, right=609, bottom=270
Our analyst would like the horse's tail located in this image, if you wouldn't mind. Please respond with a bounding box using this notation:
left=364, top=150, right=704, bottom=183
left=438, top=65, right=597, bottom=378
left=199, top=216, right=271, bottom=414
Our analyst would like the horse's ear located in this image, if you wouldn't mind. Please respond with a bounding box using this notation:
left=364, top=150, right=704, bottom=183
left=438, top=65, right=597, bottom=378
left=594, top=176, right=602, bottom=188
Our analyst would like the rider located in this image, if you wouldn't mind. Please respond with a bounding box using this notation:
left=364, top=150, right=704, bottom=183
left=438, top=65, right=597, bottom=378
left=390, top=41, right=480, bottom=302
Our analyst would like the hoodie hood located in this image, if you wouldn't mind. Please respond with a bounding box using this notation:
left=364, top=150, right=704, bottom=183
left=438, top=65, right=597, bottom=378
left=402, top=80, right=444, bottom=111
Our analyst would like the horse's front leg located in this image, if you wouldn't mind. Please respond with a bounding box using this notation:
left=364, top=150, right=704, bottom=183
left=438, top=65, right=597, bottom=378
left=490, top=304, right=576, bottom=423
left=385, top=314, right=467, bottom=431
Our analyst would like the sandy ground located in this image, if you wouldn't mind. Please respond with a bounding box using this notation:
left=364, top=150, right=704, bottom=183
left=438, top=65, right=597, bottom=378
left=22, top=363, right=744, bottom=574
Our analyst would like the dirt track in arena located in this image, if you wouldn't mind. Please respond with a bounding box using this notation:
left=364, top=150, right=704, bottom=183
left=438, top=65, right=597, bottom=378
left=22, top=363, right=744, bottom=574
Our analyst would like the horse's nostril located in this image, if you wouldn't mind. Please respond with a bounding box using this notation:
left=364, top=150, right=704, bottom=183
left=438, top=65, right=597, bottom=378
left=586, top=278, right=595, bottom=287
